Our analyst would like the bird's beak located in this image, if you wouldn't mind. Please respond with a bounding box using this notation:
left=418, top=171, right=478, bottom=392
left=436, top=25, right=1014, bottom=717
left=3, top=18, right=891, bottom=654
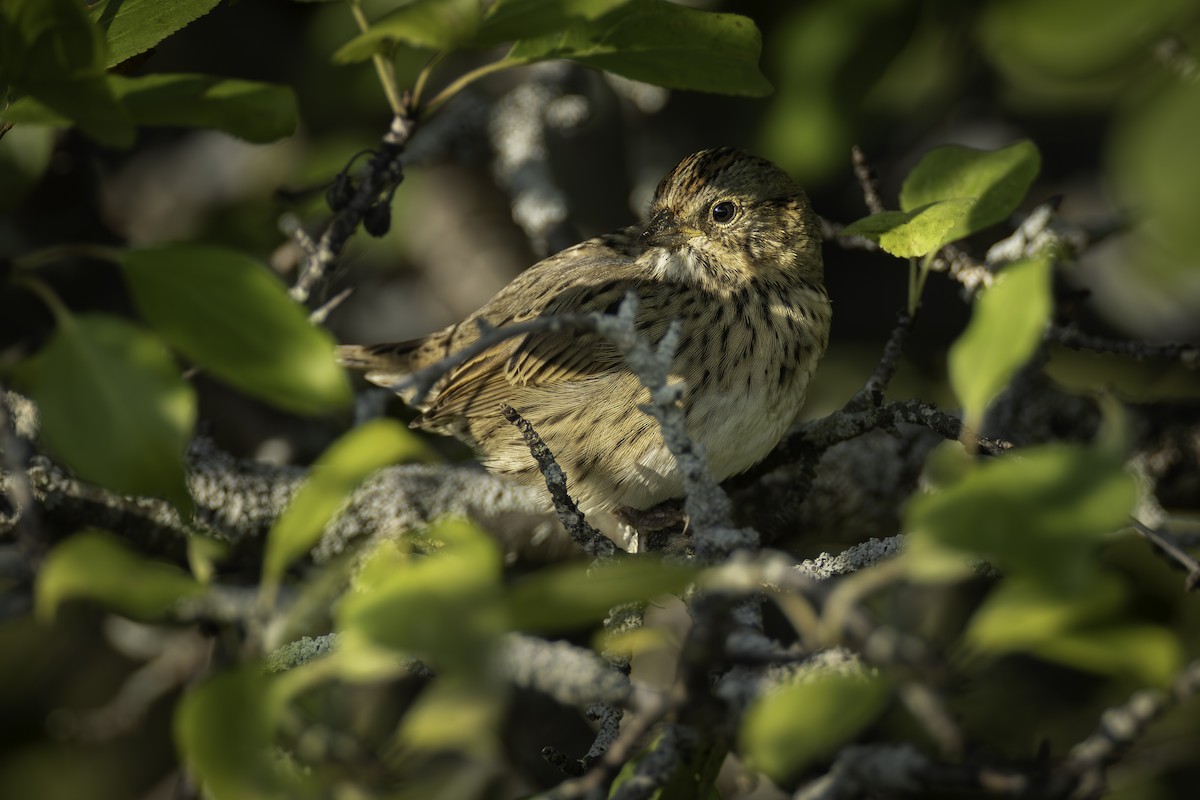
left=640, top=210, right=701, bottom=249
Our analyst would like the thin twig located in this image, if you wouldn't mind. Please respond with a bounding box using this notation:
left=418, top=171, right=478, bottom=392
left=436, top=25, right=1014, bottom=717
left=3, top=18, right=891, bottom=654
left=1049, top=326, right=1200, bottom=368
left=291, top=114, right=414, bottom=305
left=501, top=404, right=616, bottom=560
left=1063, top=657, right=1200, bottom=798
left=844, top=312, right=913, bottom=412
left=851, top=145, right=886, bottom=215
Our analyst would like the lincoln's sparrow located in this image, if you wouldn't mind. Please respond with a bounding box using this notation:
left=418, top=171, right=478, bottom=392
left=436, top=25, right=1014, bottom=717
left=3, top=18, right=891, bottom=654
left=338, top=148, right=831, bottom=514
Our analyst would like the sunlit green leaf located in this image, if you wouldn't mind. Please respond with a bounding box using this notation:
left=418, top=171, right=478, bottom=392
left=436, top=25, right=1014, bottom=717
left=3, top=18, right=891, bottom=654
left=507, top=557, right=696, bottom=633
left=472, top=0, right=632, bottom=47
left=899, top=140, right=1041, bottom=241
left=948, top=256, right=1051, bottom=429
left=397, top=679, right=503, bottom=754
left=967, top=574, right=1182, bottom=684
left=333, top=0, right=482, bottom=63
left=0, top=125, right=53, bottom=213
left=263, top=419, right=435, bottom=586
left=905, top=443, right=1138, bottom=586
left=112, top=74, right=298, bottom=143
left=968, top=574, right=1127, bottom=649
left=87, top=0, right=222, bottom=68
left=36, top=529, right=203, bottom=621
left=505, top=0, right=772, bottom=97
left=15, top=313, right=194, bottom=512
left=338, top=519, right=505, bottom=671
left=1030, top=625, right=1181, bottom=687
left=839, top=199, right=975, bottom=258
left=175, top=668, right=302, bottom=800
left=740, top=672, right=889, bottom=784
left=120, top=245, right=352, bottom=416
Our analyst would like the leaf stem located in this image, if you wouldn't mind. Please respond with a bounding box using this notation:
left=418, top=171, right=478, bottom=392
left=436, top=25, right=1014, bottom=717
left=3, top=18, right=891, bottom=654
left=420, top=57, right=521, bottom=118
left=907, top=251, right=937, bottom=316
left=11, top=243, right=122, bottom=272
left=12, top=274, right=72, bottom=325
left=349, top=0, right=408, bottom=117
left=410, top=52, right=446, bottom=110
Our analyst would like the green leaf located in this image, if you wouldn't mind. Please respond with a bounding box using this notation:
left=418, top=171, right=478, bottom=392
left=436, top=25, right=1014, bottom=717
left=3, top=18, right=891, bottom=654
left=0, top=125, right=53, bottom=213
left=174, top=668, right=302, bottom=800
left=899, top=140, right=1041, bottom=241
left=14, top=313, right=195, bottom=511
left=111, top=74, right=298, bottom=143
left=397, top=679, right=503, bottom=753
left=0, top=0, right=135, bottom=147
left=263, top=419, right=435, bottom=586
left=3, top=73, right=299, bottom=143
left=968, top=574, right=1127, bottom=649
left=504, top=0, right=772, bottom=97
left=119, top=245, right=352, bottom=416
left=333, top=0, right=482, bottom=64
left=967, top=576, right=1181, bottom=685
left=948, top=256, right=1051, bottom=429
left=739, top=672, right=889, bottom=784
left=905, top=442, right=1138, bottom=586
left=472, top=0, right=632, bottom=47
left=839, top=198, right=976, bottom=258
left=338, top=519, right=506, bottom=671
left=36, top=529, right=203, bottom=621
left=506, top=557, right=697, bottom=633
left=1029, top=625, right=1181, bottom=687
left=87, top=0, right=222, bottom=68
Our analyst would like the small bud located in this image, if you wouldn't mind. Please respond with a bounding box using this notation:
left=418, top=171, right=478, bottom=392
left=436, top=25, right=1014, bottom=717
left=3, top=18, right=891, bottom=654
left=363, top=202, right=391, bottom=237
left=325, top=173, right=353, bottom=212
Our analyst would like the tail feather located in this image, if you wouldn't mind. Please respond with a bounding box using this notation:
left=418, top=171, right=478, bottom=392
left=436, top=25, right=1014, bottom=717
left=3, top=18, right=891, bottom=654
left=336, top=341, right=423, bottom=394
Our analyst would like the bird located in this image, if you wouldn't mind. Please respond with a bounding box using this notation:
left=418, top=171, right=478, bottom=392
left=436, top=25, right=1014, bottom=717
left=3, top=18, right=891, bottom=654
left=337, top=148, right=831, bottom=517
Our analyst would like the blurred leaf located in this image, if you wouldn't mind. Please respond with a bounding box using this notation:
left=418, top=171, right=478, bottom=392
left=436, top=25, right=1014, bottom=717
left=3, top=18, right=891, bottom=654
left=87, top=0, right=222, bottom=68
left=0, top=125, right=53, bottom=213
left=505, top=0, right=772, bottom=97
left=264, top=419, right=434, bottom=586
left=968, top=574, right=1127, bottom=649
left=36, top=529, right=203, bottom=621
left=175, top=668, right=302, bottom=800
left=739, top=672, right=889, bottom=784
left=839, top=199, right=975, bottom=258
left=968, top=575, right=1182, bottom=684
left=758, top=0, right=918, bottom=181
left=0, top=0, right=135, bottom=147
left=979, top=0, right=1194, bottom=80
left=4, top=74, right=299, bottom=143
left=333, top=0, right=482, bottom=63
left=397, top=679, right=503, bottom=754
left=120, top=245, right=352, bottom=415
left=507, top=557, right=696, bottom=633
left=1031, top=625, right=1182, bottom=687
left=6, top=77, right=134, bottom=148
left=338, top=519, right=505, bottom=670
left=948, top=256, right=1051, bottom=429
left=112, top=74, right=298, bottom=142
left=1112, top=81, right=1200, bottom=259
left=906, top=442, right=1138, bottom=586
left=471, top=0, right=631, bottom=47
left=900, top=140, right=1041, bottom=242
left=14, top=312, right=195, bottom=511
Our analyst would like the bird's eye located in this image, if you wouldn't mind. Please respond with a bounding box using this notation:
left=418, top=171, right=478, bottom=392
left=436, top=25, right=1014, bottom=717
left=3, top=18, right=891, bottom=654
left=710, top=200, right=737, bottom=224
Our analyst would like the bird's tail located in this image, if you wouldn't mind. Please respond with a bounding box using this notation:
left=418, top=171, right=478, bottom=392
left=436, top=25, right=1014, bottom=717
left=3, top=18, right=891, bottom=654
left=335, top=341, right=422, bottom=393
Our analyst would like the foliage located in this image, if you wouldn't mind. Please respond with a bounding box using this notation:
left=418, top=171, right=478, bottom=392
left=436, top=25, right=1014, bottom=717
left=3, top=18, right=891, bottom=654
left=2, top=1, right=1199, bottom=799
